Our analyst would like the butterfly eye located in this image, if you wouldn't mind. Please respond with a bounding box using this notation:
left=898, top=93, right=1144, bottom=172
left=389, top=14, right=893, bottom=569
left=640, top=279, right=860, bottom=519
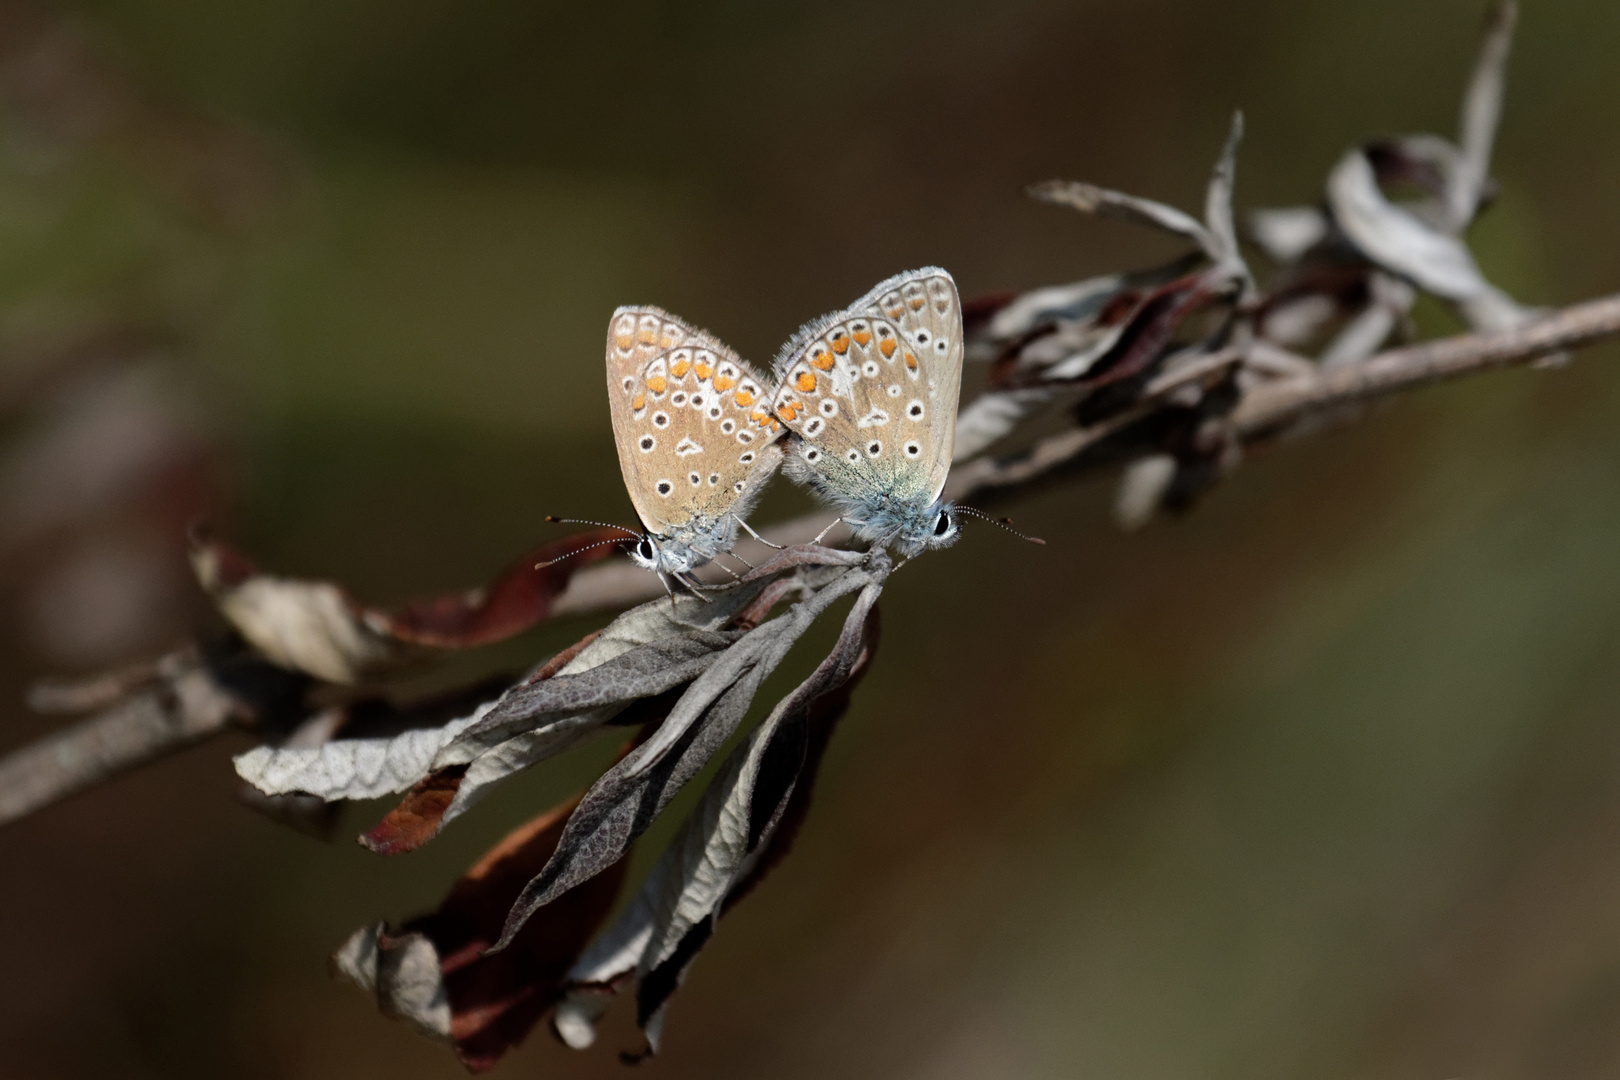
left=637, top=538, right=656, bottom=560
left=933, top=510, right=953, bottom=537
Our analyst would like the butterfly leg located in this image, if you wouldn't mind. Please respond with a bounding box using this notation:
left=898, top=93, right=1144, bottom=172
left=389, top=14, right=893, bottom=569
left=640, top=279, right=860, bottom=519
left=811, top=516, right=846, bottom=545
left=734, top=516, right=785, bottom=551
left=655, top=570, right=680, bottom=614
left=676, top=571, right=717, bottom=603
left=712, top=552, right=749, bottom=578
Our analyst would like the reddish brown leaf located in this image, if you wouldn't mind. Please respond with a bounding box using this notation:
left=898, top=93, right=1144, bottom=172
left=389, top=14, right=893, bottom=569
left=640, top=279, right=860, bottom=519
left=189, top=526, right=627, bottom=683
left=359, top=766, right=470, bottom=855
left=384, top=531, right=627, bottom=649
left=1081, top=268, right=1233, bottom=390
left=405, top=792, right=630, bottom=1073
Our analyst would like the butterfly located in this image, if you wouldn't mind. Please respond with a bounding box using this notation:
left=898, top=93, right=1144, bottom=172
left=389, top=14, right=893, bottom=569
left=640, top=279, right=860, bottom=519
left=769, top=267, right=964, bottom=558
left=605, top=306, right=785, bottom=593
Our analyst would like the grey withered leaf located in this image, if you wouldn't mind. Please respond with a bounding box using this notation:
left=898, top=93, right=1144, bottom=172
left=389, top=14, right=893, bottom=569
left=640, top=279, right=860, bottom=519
left=430, top=580, right=768, bottom=768
left=234, top=584, right=763, bottom=806
left=491, top=552, right=889, bottom=953
left=555, top=580, right=883, bottom=1057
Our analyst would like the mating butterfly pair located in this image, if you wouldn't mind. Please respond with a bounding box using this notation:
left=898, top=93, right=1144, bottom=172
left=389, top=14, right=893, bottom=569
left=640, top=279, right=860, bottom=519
left=605, top=267, right=963, bottom=592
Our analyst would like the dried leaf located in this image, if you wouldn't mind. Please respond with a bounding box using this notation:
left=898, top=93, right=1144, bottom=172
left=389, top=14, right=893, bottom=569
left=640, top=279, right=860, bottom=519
left=1115, top=454, right=1177, bottom=530
left=552, top=584, right=883, bottom=1057
left=1245, top=206, right=1331, bottom=265
left=335, top=791, right=628, bottom=1072
left=332, top=924, right=452, bottom=1040
left=1203, top=111, right=1246, bottom=276
left=341, top=587, right=775, bottom=854
left=233, top=704, right=492, bottom=801
left=493, top=564, right=880, bottom=949
left=1449, top=0, right=1517, bottom=229
left=1029, top=179, right=1217, bottom=255
left=382, top=537, right=623, bottom=649
left=190, top=526, right=626, bottom=684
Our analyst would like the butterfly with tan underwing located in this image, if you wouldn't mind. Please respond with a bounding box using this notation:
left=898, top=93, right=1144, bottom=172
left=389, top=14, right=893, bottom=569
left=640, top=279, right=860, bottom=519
left=603, top=306, right=784, bottom=594
left=769, top=267, right=968, bottom=558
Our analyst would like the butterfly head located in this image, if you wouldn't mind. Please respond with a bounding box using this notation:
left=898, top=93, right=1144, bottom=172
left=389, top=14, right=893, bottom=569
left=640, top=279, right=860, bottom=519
left=627, top=532, right=699, bottom=576
left=848, top=496, right=961, bottom=558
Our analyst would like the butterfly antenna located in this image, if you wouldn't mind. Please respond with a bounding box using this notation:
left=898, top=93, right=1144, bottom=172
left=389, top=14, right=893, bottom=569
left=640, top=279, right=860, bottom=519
left=733, top=516, right=785, bottom=551
left=534, top=536, right=634, bottom=568
left=544, top=515, right=644, bottom=540
left=957, top=506, right=1047, bottom=545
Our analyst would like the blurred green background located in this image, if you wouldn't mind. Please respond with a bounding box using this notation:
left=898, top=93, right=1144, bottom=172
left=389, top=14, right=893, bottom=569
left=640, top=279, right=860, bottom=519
left=1, top=0, right=1619, bottom=1077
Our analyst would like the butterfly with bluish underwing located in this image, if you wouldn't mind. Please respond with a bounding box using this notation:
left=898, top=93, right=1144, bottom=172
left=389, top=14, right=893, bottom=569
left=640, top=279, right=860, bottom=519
left=603, top=306, right=785, bottom=594
left=769, top=267, right=969, bottom=558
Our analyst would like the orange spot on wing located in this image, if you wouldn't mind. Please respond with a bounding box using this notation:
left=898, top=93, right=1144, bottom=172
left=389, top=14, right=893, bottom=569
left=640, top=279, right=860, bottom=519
left=795, top=371, right=817, bottom=393
left=670, top=358, right=691, bottom=378
left=904, top=352, right=918, bottom=370
left=853, top=329, right=872, bottom=346
left=777, top=403, right=800, bottom=421
left=908, top=296, right=926, bottom=310
left=830, top=333, right=850, bottom=354
left=811, top=350, right=835, bottom=371
left=886, top=304, right=904, bottom=318
left=735, top=389, right=755, bottom=407
left=714, top=374, right=735, bottom=392
left=637, top=329, right=658, bottom=344
left=879, top=338, right=897, bottom=358
left=615, top=333, right=634, bottom=350
left=647, top=375, right=668, bottom=393
left=632, top=393, right=646, bottom=410
left=695, top=361, right=713, bottom=381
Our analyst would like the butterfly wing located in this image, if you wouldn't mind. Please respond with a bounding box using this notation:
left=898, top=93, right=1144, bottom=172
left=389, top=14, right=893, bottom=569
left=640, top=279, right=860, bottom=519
left=770, top=268, right=962, bottom=511
left=605, top=307, right=782, bottom=544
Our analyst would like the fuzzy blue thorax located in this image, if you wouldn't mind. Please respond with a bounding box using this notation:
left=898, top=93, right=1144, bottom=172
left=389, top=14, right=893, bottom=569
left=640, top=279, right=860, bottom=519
left=843, top=493, right=960, bottom=559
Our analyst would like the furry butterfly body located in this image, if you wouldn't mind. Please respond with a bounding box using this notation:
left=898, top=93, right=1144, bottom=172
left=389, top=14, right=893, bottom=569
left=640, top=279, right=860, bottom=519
left=770, top=268, right=964, bottom=558
left=606, top=307, right=784, bottom=585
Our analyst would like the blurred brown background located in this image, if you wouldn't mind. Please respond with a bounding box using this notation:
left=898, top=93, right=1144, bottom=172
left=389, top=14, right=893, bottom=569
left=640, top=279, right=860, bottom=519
left=1, top=0, right=1619, bottom=1076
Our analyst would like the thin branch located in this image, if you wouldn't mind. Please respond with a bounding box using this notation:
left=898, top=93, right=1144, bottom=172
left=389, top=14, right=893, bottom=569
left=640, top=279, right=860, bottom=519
left=1231, top=291, right=1620, bottom=436
left=0, top=654, right=247, bottom=824
left=548, top=293, right=1620, bottom=614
